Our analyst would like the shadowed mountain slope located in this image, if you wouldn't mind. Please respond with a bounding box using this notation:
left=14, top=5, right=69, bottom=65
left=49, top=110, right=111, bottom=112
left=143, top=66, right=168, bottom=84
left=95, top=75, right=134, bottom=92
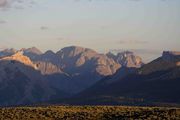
left=66, top=51, right=180, bottom=105
left=0, top=46, right=144, bottom=96
left=0, top=52, right=68, bottom=106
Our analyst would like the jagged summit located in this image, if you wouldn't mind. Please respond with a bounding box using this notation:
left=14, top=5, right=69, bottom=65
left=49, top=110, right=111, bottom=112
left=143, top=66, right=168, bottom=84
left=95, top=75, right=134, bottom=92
left=107, top=51, right=143, bottom=68
left=45, top=50, right=55, bottom=55
left=162, top=51, right=180, bottom=66
left=163, top=51, right=180, bottom=56
left=57, top=46, right=97, bottom=58
left=3, top=48, right=17, bottom=53
left=138, top=51, right=180, bottom=75
left=0, top=46, right=180, bottom=106
left=56, top=46, right=120, bottom=76
left=162, top=51, right=180, bottom=61
left=0, top=48, right=17, bottom=57
left=0, top=51, right=37, bottom=69
left=23, top=47, right=42, bottom=55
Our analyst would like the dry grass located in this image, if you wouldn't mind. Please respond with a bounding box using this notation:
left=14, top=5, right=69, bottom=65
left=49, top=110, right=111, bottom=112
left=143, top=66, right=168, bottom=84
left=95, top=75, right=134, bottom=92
left=0, top=106, right=180, bottom=120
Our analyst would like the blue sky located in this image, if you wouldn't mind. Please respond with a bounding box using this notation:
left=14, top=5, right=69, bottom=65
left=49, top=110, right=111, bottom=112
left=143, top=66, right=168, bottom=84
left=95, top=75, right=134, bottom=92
left=0, top=0, right=180, bottom=61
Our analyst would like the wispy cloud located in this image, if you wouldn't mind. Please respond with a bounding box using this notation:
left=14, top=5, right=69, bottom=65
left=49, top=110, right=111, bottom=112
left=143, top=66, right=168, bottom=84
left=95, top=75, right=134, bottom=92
left=110, top=49, right=161, bottom=55
left=40, top=26, right=49, bottom=30
left=56, top=37, right=64, bottom=41
left=0, top=0, right=36, bottom=10
left=0, top=20, right=7, bottom=24
left=14, top=6, right=23, bottom=10
left=118, top=40, right=148, bottom=44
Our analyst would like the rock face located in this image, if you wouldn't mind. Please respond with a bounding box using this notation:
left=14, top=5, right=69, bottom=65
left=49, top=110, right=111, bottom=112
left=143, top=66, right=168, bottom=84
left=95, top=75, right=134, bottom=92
left=70, top=51, right=180, bottom=105
left=56, top=46, right=120, bottom=76
left=39, top=50, right=60, bottom=66
left=0, top=48, right=17, bottom=57
left=0, top=51, right=72, bottom=106
left=162, top=51, right=180, bottom=62
left=0, top=46, right=144, bottom=94
left=0, top=55, right=57, bottom=106
left=139, top=51, right=180, bottom=75
left=35, top=61, right=63, bottom=75
left=177, top=62, right=180, bottom=66
left=107, top=51, right=143, bottom=68
left=53, top=46, right=121, bottom=92
left=22, top=49, right=64, bottom=75
left=0, top=47, right=180, bottom=106
left=0, top=51, right=37, bottom=69
left=22, top=47, right=42, bottom=61
left=23, top=47, right=43, bottom=55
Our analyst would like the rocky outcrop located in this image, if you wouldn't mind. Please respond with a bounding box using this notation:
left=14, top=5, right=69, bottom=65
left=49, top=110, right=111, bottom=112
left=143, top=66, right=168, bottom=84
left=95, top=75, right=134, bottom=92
left=0, top=51, right=37, bottom=69
left=0, top=59, right=56, bottom=106
left=23, top=47, right=43, bottom=55
left=56, top=46, right=121, bottom=76
left=107, top=51, right=143, bottom=68
left=35, top=61, right=64, bottom=75
left=162, top=51, right=180, bottom=62
left=0, top=48, right=17, bottom=57
left=139, top=51, right=180, bottom=75
left=0, top=46, right=145, bottom=94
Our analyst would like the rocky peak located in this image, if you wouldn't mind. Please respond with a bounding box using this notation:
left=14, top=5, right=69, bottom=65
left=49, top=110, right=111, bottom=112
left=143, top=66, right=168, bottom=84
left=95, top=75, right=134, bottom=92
left=35, top=61, right=64, bottom=75
left=0, top=48, right=17, bottom=57
left=107, top=51, right=143, bottom=68
left=56, top=46, right=120, bottom=76
left=106, top=52, right=116, bottom=60
left=115, top=51, right=137, bottom=60
left=23, top=47, right=42, bottom=55
left=162, top=51, right=180, bottom=60
left=3, top=48, right=17, bottom=53
left=56, top=46, right=98, bottom=68
left=43, top=50, right=57, bottom=59
left=0, top=51, right=37, bottom=69
left=45, top=50, right=55, bottom=55
left=57, top=46, right=97, bottom=58
left=163, top=51, right=180, bottom=56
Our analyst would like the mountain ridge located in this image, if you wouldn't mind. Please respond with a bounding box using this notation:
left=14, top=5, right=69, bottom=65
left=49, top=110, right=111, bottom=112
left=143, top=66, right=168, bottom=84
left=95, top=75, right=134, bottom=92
left=62, top=51, right=180, bottom=105
left=0, top=46, right=179, bottom=106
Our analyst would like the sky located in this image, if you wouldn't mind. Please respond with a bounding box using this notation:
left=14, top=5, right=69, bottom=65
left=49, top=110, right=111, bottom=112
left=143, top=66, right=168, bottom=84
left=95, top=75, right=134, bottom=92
left=0, top=0, right=180, bottom=62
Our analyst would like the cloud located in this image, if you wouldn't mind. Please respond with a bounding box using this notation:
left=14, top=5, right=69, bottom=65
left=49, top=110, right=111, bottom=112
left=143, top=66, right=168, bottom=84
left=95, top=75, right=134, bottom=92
left=0, top=0, right=8, bottom=7
left=110, top=49, right=161, bottom=55
left=56, top=37, right=73, bottom=42
left=118, top=40, right=148, bottom=44
left=0, top=0, right=36, bottom=10
left=14, top=5, right=24, bottom=9
left=128, top=49, right=161, bottom=55
left=57, top=37, right=64, bottom=41
left=40, top=26, right=49, bottom=30
left=0, top=20, right=7, bottom=24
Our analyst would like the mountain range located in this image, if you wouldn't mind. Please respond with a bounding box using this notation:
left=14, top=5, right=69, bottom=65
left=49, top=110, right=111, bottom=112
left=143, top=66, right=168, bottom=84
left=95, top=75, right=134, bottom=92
left=0, top=46, right=179, bottom=106
left=66, top=51, right=180, bottom=106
